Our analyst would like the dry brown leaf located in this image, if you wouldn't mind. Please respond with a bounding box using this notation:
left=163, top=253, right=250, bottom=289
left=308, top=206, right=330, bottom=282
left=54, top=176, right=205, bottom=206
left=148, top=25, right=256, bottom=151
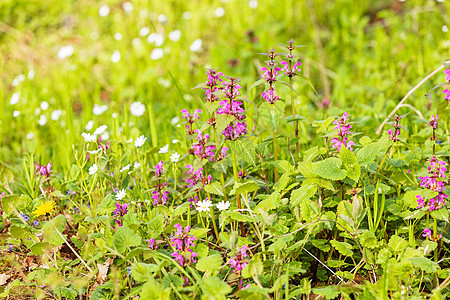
left=96, top=257, right=113, bottom=284
left=0, top=274, right=11, bottom=286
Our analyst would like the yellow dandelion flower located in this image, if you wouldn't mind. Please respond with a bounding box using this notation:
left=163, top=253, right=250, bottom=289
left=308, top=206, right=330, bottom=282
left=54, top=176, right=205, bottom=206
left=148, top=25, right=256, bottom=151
left=33, top=200, right=56, bottom=217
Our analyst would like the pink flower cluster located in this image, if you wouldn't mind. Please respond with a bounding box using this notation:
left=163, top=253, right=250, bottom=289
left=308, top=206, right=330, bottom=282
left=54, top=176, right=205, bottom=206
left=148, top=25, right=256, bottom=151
left=416, top=156, right=447, bottom=211
left=262, top=88, right=279, bottom=104
left=227, top=245, right=249, bottom=274
left=185, top=164, right=211, bottom=188
left=152, top=161, right=169, bottom=205
left=445, top=69, right=450, bottom=81
left=191, top=130, right=216, bottom=161
left=330, top=112, right=355, bottom=152
left=387, top=114, right=404, bottom=142
left=218, top=77, right=247, bottom=140
left=280, top=61, right=302, bottom=77
left=148, top=238, right=158, bottom=250
left=422, top=228, right=442, bottom=240
left=443, top=89, right=450, bottom=101
left=260, top=66, right=281, bottom=84
left=181, top=109, right=202, bottom=135
left=204, top=68, right=223, bottom=102
left=113, top=203, right=128, bottom=228
left=35, top=163, right=52, bottom=178
left=171, top=224, right=198, bottom=267
left=430, top=114, right=439, bottom=130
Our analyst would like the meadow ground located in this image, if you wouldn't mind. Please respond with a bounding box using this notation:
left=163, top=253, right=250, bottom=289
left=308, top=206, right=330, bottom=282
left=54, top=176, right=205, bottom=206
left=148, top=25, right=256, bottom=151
left=1, top=0, right=450, bottom=299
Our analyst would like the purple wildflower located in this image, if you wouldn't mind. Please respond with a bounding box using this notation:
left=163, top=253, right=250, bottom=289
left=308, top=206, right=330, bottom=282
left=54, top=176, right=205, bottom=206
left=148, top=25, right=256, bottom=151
left=113, top=203, right=128, bottom=216
left=280, top=60, right=302, bottom=77
left=181, top=109, right=202, bottom=135
left=170, top=224, right=198, bottom=267
left=35, top=163, right=52, bottom=178
left=444, top=89, right=450, bottom=101
left=430, top=115, right=439, bottom=130
left=330, top=112, right=354, bottom=152
left=191, top=130, right=216, bottom=161
left=155, top=161, right=164, bottom=177
left=445, top=69, right=450, bottom=81
left=148, top=238, right=158, bottom=250
left=262, top=87, right=279, bottom=104
left=227, top=245, right=249, bottom=274
left=416, top=156, right=447, bottom=211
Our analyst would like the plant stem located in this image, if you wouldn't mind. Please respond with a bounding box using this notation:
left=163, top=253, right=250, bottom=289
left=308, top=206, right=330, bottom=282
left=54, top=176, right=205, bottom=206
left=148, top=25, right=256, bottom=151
left=231, top=150, right=244, bottom=236
left=289, top=76, right=299, bottom=154
left=434, top=217, right=438, bottom=262
left=273, top=130, right=279, bottom=182
left=213, top=126, right=227, bottom=201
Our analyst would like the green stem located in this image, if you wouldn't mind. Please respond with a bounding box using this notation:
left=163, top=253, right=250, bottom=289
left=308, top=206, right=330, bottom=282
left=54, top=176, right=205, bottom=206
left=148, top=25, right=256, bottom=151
left=434, top=217, right=438, bottom=262
left=273, top=130, right=278, bottom=183
left=207, top=192, right=220, bottom=241
left=372, top=146, right=392, bottom=184
left=213, top=126, right=227, bottom=201
left=289, top=76, right=299, bottom=154
left=231, top=150, right=244, bottom=236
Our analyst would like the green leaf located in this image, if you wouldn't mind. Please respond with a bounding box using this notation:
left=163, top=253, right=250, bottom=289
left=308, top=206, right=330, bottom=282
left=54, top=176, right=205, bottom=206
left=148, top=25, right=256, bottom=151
left=431, top=209, right=449, bottom=222
left=409, top=257, right=439, bottom=273
left=1, top=195, right=21, bottom=215
left=290, top=184, right=317, bottom=207
left=346, top=164, right=361, bottom=182
left=311, top=239, right=331, bottom=252
left=356, top=141, right=384, bottom=166
left=225, top=211, right=259, bottom=223
left=131, top=263, right=159, bottom=283
left=388, top=235, right=408, bottom=253
left=339, top=146, right=357, bottom=166
left=205, top=181, right=224, bottom=196
left=231, top=181, right=259, bottom=195
left=259, top=101, right=286, bottom=130
left=196, top=254, right=223, bottom=275
left=113, top=226, right=141, bottom=253
left=314, top=158, right=346, bottom=181
left=403, top=190, right=438, bottom=209
left=298, top=161, right=315, bottom=177
left=140, top=278, right=171, bottom=299
left=256, top=191, right=281, bottom=212
left=272, top=160, right=295, bottom=174
left=42, top=214, right=67, bottom=246
left=312, top=286, right=340, bottom=299
left=53, top=287, right=78, bottom=300
left=190, top=228, right=210, bottom=239
left=30, top=242, right=54, bottom=255
left=205, top=101, right=221, bottom=114
left=162, top=274, right=183, bottom=289
left=229, top=137, right=256, bottom=166
left=330, top=240, right=353, bottom=257
left=247, top=78, right=266, bottom=92
left=358, top=231, right=380, bottom=249
left=242, top=253, right=263, bottom=279
left=216, top=114, right=235, bottom=135
left=203, top=277, right=232, bottom=299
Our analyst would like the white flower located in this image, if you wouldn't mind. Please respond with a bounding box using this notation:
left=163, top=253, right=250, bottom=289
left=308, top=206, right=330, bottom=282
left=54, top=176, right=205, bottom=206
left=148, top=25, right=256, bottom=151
left=99, top=5, right=110, bottom=17
left=112, top=113, right=117, bottom=118
left=171, top=116, right=180, bottom=124
left=183, top=11, right=191, bottom=19
left=120, top=164, right=132, bottom=173
left=51, top=110, right=63, bottom=121
left=40, top=101, right=49, bottom=110
left=82, top=132, right=97, bottom=142
left=28, top=69, right=35, bottom=79
left=158, top=14, right=167, bottom=23
left=134, top=135, right=147, bottom=147
left=249, top=0, right=258, bottom=9
left=126, top=138, right=133, bottom=143
left=116, top=189, right=127, bottom=200
left=169, top=30, right=181, bottom=42
left=215, top=7, right=225, bottom=17
left=150, top=48, right=164, bottom=60
left=443, top=25, right=449, bottom=33
left=158, top=78, right=170, bottom=88
left=10, top=92, right=20, bottom=105
left=170, top=152, right=180, bottom=163
left=147, top=33, right=164, bottom=46
left=12, top=74, right=25, bottom=86
left=190, top=39, right=202, bottom=52
left=134, top=161, right=141, bottom=169
left=122, top=2, right=133, bottom=12
left=93, top=104, right=108, bottom=115
left=13, top=111, right=20, bottom=117
left=159, top=144, right=169, bottom=153
left=139, top=27, right=150, bottom=37
left=94, top=125, right=108, bottom=136
left=89, top=164, right=98, bottom=175
left=101, top=131, right=109, bottom=140
left=216, top=201, right=230, bottom=211
left=111, top=50, right=121, bottom=63
left=35, top=108, right=41, bottom=115
left=38, top=115, right=47, bottom=126
left=88, top=149, right=102, bottom=154
left=26, top=132, right=34, bottom=139
left=196, top=199, right=213, bottom=212
left=172, top=139, right=180, bottom=144
left=114, top=32, right=122, bottom=40
left=57, top=45, right=74, bottom=59
left=130, top=101, right=146, bottom=116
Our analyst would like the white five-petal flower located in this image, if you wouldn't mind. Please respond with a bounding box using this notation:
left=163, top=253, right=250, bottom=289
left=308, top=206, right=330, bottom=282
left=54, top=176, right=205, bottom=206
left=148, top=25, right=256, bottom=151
left=89, top=164, right=98, bottom=175
left=120, top=164, right=132, bottom=173
left=216, top=201, right=231, bottom=211
left=115, top=189, right=127, bottom=200
left=93, top=125, right=108, bottom=136
left=170, top=152, right=181, bottom=163
left=82, top=132, right=97, bottom=142
left=196, top=199, right=213, bottom=212
left=159, top=144, right=169, bottom=153
left=134, top=135, right=147, bottom=147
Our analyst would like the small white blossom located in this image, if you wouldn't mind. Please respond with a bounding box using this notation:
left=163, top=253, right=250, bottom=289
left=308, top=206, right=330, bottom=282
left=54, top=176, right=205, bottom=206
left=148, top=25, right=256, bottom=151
left=57, top=45, right=74, bottom=59
left=86, top=120, right=95, bottom=131
left=443, top=25, right=448, bottom=33
left=134, top=161, right=141, bottom=169
left=51, top=110, right=63, bottom=121
left=159, top=144, right=169, bottom=153
left=114, top=32, right=122, bottom=40
left=216, top=200, right=231, bottom=211
left=88, top=149, right=102, bottom=154
left=38, top=115, right=47, bottom=126
left=82, top=132, right=97, bottom=142
left=130, top=101, right=146, bottom=116
left=168, top=30, right=181, bottom=42
left=13, top=111, right=20, bottom=117
left=158, top=14, right=167, bottom=24
left=89, top=164, right=98, bottom=175
left=120, top=164, right=132, bottom=173
left=111, top=50, right=121, bottom=63
left=40, top=101, right=49, bottom=110
left=35, top=108, right=41, bottom=115
left=122, top=2, right=133, bottom=12
left=94, top=125, right=108, bottom=136
left=10, top=92, right=20, bottom=105
left=183, top=11, right=191, bottom=19
left=172, top=139, right=180, bottom=144
left=101, top=131, right=109, bottom=140
left=116, top=189, right=127, bottom=200
left=139, top=27, right=150, bottom=37
left=215, top=7, right=225, bottom=17
left=99, top=5, right=110, bottom=17
left=158, top=78, right=170, bottom=88
left=170, top=152, right=180, bottom=163
left=112, top=113, right=118, bottom=118
left=249, top=0, right=258, bottom=9
left=196, top=199, right=213, bottom=212
left=28, top=69, right=35, bottom=79
left=171, top=116, right=180, bottom=124
left=93, top=104, right=108, bottom=115
left=147, top=33, right=164, bottom=46
left=134, top=135, right=147, bottom=147
left=12, top=74, right=25, bottom=86
left=126, top=138, right=133, bottom=143
left=26, top=132, right=34, bottom=139
left=190, top=39, right=202, bottom=52
left=151, top=48, right=164, bottom=60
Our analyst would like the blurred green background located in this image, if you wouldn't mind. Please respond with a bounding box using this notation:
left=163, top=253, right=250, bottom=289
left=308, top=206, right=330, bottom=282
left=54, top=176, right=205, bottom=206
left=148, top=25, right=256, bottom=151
left=0, top=0, right=448, bottom=171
